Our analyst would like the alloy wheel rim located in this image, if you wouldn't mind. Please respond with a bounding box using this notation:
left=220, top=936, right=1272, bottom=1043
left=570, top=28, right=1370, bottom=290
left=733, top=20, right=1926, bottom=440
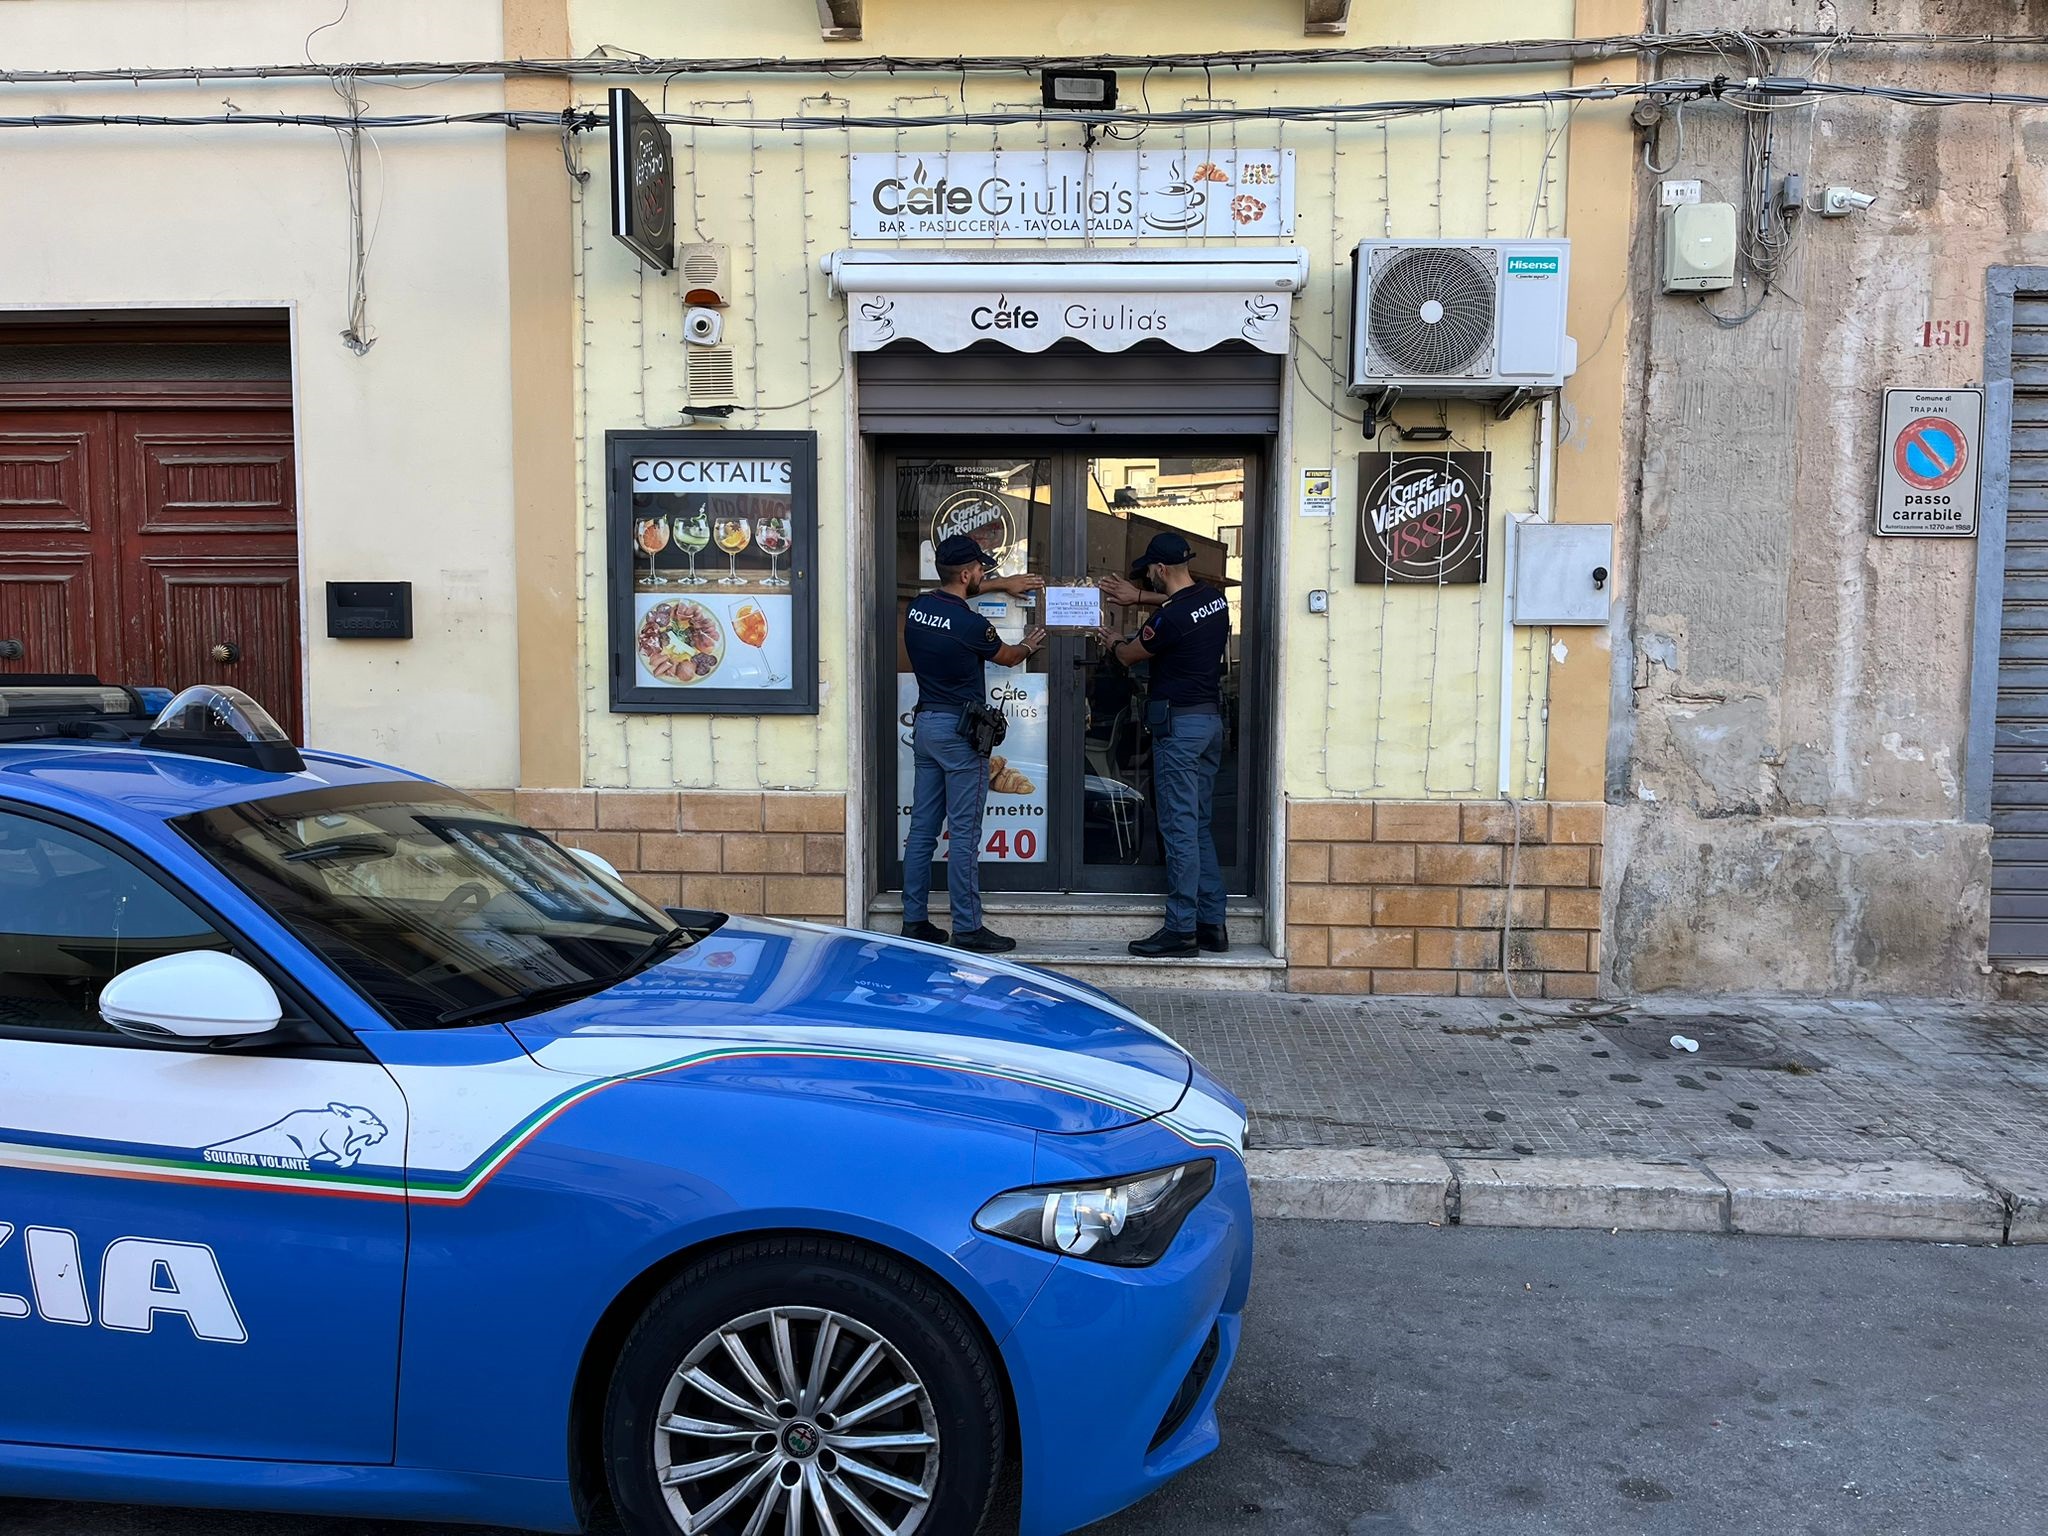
left=653, top=1305, right=941, bottom=1536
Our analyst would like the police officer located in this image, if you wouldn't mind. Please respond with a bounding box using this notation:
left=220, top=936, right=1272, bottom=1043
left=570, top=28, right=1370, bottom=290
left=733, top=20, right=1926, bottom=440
left=902, top=534, right=1047, bottom=952
left=1099, top=531, right=1231, bottom=958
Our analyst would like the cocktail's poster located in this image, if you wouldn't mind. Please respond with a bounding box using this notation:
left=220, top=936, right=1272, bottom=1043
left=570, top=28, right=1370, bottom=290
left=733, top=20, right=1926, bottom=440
left=608, top=430, right=819, bottom=714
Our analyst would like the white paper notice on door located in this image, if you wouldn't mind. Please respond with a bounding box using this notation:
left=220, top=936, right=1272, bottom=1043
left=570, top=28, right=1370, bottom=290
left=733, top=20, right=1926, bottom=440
left=1044, top=586, right=1102, bottom=628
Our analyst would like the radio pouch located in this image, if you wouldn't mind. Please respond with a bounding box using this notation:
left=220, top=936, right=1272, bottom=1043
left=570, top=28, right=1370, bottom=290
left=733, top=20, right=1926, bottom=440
left=1145, top=698, right=1177, bottom=738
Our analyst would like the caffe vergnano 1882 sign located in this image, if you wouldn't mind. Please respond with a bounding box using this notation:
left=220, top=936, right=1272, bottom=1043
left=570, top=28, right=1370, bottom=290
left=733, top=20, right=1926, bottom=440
left=1355, top=452, right=1491, bottom=585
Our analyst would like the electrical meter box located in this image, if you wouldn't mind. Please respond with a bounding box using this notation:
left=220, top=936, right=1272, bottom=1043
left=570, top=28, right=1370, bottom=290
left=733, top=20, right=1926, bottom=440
left=1512, top=523, right=1614, bottom=626
left=1661, top=202, right=1737, bottom=292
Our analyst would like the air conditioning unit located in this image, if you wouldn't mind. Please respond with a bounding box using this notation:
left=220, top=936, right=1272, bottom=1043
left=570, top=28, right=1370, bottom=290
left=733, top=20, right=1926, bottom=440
left=1347, top=239, right=1576, bottom=404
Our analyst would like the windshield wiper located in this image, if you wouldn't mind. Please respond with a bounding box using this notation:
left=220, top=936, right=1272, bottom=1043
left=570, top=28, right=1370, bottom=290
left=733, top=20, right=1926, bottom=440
left=433, top=976, right=617, bottom=1028
left=612, top=924, right=694, bottom=983
left=430, top=924, right=693, bottom=1028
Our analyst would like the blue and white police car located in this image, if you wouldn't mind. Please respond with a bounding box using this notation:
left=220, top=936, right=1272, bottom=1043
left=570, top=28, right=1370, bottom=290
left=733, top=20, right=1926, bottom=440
left=0, top=682, right=1250, bottom=1536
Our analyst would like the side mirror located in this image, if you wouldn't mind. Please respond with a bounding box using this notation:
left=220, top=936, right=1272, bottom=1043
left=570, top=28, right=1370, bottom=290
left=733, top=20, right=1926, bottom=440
left=567, top=844, right=622, bottom=882
left=100, top=952, right=282, bottom=1043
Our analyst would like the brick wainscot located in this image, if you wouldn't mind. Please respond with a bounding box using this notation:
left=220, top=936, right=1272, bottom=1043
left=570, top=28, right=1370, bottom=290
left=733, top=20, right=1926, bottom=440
left=493, top=789, right=848, bottom=919
left=1285, top=800, right=1605, bottom=997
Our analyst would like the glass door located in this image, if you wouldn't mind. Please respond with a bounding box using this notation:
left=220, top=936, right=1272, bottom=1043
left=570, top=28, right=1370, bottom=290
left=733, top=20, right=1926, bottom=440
left=876, top=443, right=1260, bottom=903
left=883, top=454, right=1056, bottom=893
left=1070, top=453, right=1254, bottom=893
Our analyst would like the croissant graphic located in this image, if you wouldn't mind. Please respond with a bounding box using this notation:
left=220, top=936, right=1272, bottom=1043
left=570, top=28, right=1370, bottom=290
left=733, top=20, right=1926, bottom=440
left=987, top=755, right=1037, bottom=795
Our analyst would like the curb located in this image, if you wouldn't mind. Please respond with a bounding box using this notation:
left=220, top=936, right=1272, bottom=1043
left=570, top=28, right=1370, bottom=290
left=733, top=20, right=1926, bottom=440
left=1247, top=1149, right=2037, bottom=1245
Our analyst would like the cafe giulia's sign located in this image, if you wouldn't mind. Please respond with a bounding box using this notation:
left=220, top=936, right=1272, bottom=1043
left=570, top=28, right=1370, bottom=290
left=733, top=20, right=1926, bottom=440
left=849, top=288, right=1289, bottom=354
left=849, top=150, right=1294, bottom=240
left=1356, top=452, right=1491, bottom=585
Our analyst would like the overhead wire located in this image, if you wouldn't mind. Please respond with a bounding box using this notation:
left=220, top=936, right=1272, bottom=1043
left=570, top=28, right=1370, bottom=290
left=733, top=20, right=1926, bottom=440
left=7, top=70, right=2048, bottom=136
left=10, top=30, right=2048, bottom=87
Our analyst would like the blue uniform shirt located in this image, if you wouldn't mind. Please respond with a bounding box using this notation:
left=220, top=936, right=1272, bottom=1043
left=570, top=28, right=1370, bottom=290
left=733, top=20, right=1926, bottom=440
left=905, top=590, right=1003, bottom=710
left=1140, top=582, right=1230, bottom=707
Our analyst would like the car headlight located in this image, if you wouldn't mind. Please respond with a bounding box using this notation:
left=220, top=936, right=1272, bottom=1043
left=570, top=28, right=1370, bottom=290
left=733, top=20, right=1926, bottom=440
left=972, top=1159, right=1216, bottom=1267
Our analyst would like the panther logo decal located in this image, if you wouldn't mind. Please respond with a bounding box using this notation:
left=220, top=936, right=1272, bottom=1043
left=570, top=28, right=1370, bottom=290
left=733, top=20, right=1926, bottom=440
left=203, top=1104, right=391, bottom=1171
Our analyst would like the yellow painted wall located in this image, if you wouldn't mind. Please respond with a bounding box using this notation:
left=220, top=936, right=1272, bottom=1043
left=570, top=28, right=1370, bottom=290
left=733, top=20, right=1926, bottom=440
left=565, top=0, right=1583, bottom=800
left=0, top=0, right=522, bottom=789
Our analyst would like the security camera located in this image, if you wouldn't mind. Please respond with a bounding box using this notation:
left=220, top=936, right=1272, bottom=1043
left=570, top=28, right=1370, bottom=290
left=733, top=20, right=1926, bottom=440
left=1819, top=186, right=1877, bottom=217
left=683, top=307, right=724, bottom=346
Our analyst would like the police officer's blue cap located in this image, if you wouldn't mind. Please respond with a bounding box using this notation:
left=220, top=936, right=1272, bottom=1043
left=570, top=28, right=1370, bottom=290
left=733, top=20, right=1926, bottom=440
left=935, top=534, right=1000, bottom=571
left=1130, top=530, right=1194, bottom=575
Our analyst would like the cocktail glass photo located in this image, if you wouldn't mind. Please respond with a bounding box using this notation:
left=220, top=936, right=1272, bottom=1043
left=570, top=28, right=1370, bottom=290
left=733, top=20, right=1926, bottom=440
left=633, top=517, right=670, bottom=589
left=732, top=600, right=786, bottom=684
left=673, top=510, right=711, bottom=586
left=756, top=513, right=792, bottom=588
left=714, top=514, right=752, bottom=587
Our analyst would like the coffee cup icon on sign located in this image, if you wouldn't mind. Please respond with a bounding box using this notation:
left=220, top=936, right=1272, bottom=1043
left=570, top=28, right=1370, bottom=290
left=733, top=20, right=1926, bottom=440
left=1142, top=159, right=1207, bottom=232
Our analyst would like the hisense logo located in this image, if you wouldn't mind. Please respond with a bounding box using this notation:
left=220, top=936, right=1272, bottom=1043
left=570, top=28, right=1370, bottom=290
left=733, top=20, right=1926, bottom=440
left=1506, top=253, right=1561, bottom=277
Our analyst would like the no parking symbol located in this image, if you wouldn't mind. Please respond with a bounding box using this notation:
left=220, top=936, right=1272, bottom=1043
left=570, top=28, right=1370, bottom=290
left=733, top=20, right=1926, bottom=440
left=1876, top=387, right=1983, bottom=537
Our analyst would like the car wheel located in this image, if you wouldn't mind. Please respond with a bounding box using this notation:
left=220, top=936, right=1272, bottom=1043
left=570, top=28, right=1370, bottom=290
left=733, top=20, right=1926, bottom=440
left=605, top=1234, right=1006, bottom=1536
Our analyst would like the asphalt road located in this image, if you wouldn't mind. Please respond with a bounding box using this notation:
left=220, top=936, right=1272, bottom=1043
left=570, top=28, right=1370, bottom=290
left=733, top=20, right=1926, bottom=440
left=7, top=1225, right=2046, bottom=1536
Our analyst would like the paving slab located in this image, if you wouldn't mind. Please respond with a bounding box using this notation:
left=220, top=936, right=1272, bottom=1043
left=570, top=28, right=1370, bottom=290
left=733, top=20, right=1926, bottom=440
left=1714, top=1158, right=2006, bottom=1244
left=1121, top=988, right=2048, bottom=1242
left=1246, top=1148, right=1450, bottom=1224
left=1451, top=1155, right=1727, bottom=1232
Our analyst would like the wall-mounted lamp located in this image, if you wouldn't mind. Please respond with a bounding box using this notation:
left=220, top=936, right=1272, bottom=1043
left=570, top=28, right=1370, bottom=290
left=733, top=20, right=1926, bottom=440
left=1041, top=69, right=1118, bottom=111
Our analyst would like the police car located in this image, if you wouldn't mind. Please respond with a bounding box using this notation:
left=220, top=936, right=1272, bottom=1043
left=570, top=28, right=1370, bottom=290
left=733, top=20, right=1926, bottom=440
left=0, top=682, right=1250, bottom=1536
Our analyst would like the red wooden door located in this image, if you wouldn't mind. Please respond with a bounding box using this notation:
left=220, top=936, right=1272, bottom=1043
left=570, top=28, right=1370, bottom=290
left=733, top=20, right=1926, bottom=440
left=115, top=409, right=301, bottom=739
left=0, top=401, right=301, bottom=738
left=0, top=411, right=118, bottom=679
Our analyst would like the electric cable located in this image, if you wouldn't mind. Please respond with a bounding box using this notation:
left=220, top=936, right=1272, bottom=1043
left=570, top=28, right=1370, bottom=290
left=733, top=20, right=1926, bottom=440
left=9, top=30, right=2048, bottom=87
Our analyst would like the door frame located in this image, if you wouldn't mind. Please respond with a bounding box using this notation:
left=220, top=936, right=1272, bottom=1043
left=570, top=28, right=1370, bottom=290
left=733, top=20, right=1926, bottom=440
left=867, top=436, right=1274, bottom=907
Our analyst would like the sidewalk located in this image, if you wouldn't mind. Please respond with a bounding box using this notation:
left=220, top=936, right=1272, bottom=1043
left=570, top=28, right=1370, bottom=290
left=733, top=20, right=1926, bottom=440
left=1111, top=988, right=2048, bottom=1244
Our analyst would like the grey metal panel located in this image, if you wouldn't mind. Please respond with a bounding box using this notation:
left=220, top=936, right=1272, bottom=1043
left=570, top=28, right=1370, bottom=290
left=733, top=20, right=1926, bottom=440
left=855, top=340, right=1284, bottom=436
left=1979, top=268, right=2048, bottom=958
left=1991, top=917, right=2048, bottom=951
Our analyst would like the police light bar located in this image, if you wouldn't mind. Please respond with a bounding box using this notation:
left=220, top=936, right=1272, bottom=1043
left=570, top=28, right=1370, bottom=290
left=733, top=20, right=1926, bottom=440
left=141, top=685, right=305, bottom=774
left=0, top=681, right=163, bottom=744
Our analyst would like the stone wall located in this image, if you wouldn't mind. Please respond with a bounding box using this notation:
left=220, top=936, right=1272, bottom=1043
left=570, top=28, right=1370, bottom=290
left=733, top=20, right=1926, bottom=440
left=1609, top=2, right=2030, bottom=996
left=507, top=789, right=847, bottom=918
left=1284, top=800, right=1604, bottom=997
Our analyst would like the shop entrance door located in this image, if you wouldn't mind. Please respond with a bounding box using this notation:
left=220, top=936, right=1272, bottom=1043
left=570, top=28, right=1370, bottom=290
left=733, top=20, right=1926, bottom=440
left=877, top=444, right=1260, bottom=903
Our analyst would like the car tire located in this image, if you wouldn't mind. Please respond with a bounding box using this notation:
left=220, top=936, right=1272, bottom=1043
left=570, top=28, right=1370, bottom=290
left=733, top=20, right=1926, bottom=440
left=604, top=1234, right=1006, bottom=1536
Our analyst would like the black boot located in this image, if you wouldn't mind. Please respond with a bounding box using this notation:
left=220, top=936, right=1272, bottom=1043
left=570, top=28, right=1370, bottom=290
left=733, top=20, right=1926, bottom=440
left=952, top=925, right=1017, bottom=954
left=902, top=920, right=949, bottom=944
left=1197, top=922, right=1230, bottom=954
left=1129, top=925, right=1198, bottom=958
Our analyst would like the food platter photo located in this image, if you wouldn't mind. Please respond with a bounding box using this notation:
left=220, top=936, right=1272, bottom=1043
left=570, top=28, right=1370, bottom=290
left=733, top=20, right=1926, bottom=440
left=634, top=593, right=792, bottom=689
left=636, top=597, right=725, bottom=685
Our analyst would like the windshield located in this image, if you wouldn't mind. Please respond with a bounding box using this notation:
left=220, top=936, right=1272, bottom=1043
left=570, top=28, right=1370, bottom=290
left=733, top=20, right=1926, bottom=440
left=174, top=783, right=692, bottom=1028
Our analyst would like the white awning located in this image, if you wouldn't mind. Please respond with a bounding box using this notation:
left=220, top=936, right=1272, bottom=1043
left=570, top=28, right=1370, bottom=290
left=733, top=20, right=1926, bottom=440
left=821, top=247, right=1310, bottom=355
